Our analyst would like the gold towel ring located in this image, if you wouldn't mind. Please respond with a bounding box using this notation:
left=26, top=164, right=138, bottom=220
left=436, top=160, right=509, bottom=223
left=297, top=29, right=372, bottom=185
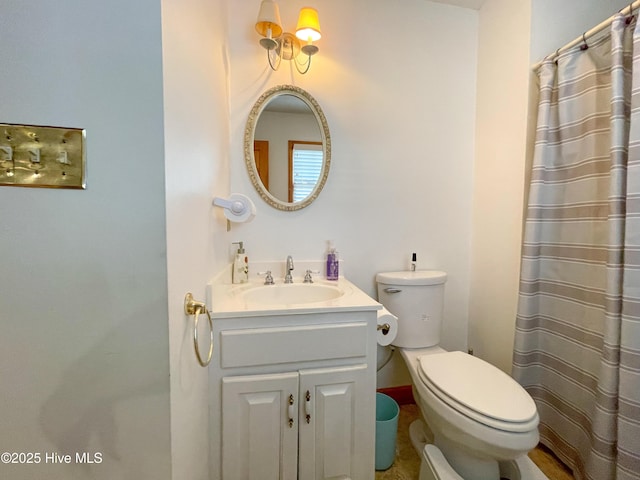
left=184, top=293, right=213, bottom=367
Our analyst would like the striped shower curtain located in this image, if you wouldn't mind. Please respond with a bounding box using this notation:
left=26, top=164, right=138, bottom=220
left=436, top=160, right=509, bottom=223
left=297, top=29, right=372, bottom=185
left=513, top=14, right=640, bottom=480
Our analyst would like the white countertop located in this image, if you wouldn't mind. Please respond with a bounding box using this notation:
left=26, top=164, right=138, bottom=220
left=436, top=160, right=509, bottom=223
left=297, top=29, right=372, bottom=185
left=207, top=273, right=381, bottom=319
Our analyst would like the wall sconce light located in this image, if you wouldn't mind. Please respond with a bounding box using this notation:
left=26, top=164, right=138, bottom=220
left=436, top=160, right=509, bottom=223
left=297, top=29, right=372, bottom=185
left=255, top=1, right=322, bottom=75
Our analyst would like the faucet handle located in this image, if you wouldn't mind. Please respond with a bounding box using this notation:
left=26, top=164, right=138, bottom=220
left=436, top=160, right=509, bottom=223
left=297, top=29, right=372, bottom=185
left=257, top=270, right=274, bottom=285
left=303, top=269, right=320, bottom=283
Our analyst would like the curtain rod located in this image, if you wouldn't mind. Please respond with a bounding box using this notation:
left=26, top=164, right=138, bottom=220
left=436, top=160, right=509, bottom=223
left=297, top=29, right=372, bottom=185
left=532, top=1, right=640, bottom=71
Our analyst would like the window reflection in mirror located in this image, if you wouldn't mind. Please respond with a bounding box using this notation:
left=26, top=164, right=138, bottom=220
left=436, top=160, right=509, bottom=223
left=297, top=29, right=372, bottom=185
left=289, top=141, right=322, bottom=202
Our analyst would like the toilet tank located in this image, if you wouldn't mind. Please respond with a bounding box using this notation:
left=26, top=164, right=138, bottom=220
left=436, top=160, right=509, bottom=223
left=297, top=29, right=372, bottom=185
left=376, top=271, right=447, bottom=348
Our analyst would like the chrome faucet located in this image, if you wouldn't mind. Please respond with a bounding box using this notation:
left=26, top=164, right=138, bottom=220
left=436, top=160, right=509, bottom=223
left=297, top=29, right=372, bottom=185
left=284, top=255, right=294, bottom=283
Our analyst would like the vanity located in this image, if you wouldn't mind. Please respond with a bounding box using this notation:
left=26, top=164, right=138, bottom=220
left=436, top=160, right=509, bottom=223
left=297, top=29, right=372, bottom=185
left=206, top=84, right=378, bottom=479
left=207, top=273, right=381, bottom=480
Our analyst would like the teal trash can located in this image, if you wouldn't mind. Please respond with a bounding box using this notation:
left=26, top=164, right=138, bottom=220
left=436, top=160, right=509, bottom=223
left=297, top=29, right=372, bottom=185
left=375, top=392, right=399, bottom=470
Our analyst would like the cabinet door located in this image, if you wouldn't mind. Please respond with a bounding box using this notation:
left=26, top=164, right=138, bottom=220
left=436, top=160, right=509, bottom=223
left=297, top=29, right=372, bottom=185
left=222, top=372, right=299, bottom=480
left=298, top=364, right=371, bottom=480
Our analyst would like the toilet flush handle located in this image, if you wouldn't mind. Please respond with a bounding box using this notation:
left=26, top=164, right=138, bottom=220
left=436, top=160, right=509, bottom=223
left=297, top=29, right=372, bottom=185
left=384, top=287, right=402, bottom=294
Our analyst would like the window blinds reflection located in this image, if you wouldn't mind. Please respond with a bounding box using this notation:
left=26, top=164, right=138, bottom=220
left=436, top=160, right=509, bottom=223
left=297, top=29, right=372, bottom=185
left=292, top=142, right=323, bottom=202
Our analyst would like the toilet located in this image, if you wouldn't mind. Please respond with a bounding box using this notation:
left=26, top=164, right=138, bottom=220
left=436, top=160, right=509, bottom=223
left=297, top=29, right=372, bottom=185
left=376, top=271, right=546, bottom=480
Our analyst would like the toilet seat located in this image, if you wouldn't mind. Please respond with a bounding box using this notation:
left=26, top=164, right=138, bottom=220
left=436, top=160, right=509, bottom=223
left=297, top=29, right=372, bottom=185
left=417, top=351, right=538, bottom=433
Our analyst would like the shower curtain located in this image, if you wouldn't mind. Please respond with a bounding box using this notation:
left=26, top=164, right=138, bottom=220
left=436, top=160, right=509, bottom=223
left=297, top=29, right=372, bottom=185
left=513, top=14, right=640, bottom=480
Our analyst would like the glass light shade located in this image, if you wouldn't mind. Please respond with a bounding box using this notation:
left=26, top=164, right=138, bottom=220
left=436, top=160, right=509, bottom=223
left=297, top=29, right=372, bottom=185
left=256, top=0, right=283, bottom=38
left=295, top=7, right=321, bottom=42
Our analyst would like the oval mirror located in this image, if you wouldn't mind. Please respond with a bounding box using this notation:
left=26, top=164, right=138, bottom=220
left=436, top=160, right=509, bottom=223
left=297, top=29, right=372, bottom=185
left=244, top=85, right=331, bottom=211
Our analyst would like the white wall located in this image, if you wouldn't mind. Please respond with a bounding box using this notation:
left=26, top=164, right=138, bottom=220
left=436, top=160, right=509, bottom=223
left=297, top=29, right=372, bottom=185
left=228, top=0, right=479, bottom=387
left=469, top=0, right=631, bottom=374
left=0, top=1, right=171, bottom=479
left=468, top=0, right=532, bottom=374
left=161, top=0, right=231, bottom=478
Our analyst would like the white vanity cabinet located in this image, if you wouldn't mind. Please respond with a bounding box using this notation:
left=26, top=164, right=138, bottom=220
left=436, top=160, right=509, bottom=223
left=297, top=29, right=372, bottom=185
left=221, top=371, right=299, bottom=480
left=222, top=364, right=368, bottom=480
left=209, top=309, right=378, bottom=480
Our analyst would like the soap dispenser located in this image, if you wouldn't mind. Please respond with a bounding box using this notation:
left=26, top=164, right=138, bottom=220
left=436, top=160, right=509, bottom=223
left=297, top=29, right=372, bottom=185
left=326, top=241, right=339, bottom=281
left=232, top=241, right=249, bottom=284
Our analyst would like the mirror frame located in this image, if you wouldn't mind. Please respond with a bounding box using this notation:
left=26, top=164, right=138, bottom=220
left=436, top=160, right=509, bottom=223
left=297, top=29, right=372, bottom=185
left=244, top=84, right=331, bottom=211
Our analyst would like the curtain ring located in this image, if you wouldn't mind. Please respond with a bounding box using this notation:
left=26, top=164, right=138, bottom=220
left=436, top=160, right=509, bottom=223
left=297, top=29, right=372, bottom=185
left=580, top=32, right=589, bottom=51
left=626, top=3, right=635, bottom=24
left=555, top=47, right=561, bottom=65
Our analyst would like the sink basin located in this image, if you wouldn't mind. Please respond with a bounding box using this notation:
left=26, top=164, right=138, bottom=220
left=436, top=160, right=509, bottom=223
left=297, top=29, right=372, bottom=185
left=240, top=283, right=344, bottom=305
left=209, top=273, right=381, bottom=316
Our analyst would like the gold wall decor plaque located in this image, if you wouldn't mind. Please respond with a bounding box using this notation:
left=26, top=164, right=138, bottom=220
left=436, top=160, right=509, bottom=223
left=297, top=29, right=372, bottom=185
left=0, top=123, right=86, bottom=189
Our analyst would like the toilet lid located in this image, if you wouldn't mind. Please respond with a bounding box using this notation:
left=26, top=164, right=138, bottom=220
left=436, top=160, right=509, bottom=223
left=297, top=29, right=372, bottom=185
left=418, top=351, right=538, bottom=429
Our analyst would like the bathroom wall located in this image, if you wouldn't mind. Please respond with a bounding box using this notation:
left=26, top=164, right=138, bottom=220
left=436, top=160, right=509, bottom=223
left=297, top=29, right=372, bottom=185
left=468, top=0, right=532, bottom=374
left=529, top=0, right=632, bottom=61
left=0, top=1, right=172, bottom=479
left=161, top=0, right=231, bottom=478
left=1, top=2, right=631, bottom=479
left=228, top=0, right=632, bottom=386
left=227, top=0, right=479, bottom=387
left=469, top=0, right=632, bottom=374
